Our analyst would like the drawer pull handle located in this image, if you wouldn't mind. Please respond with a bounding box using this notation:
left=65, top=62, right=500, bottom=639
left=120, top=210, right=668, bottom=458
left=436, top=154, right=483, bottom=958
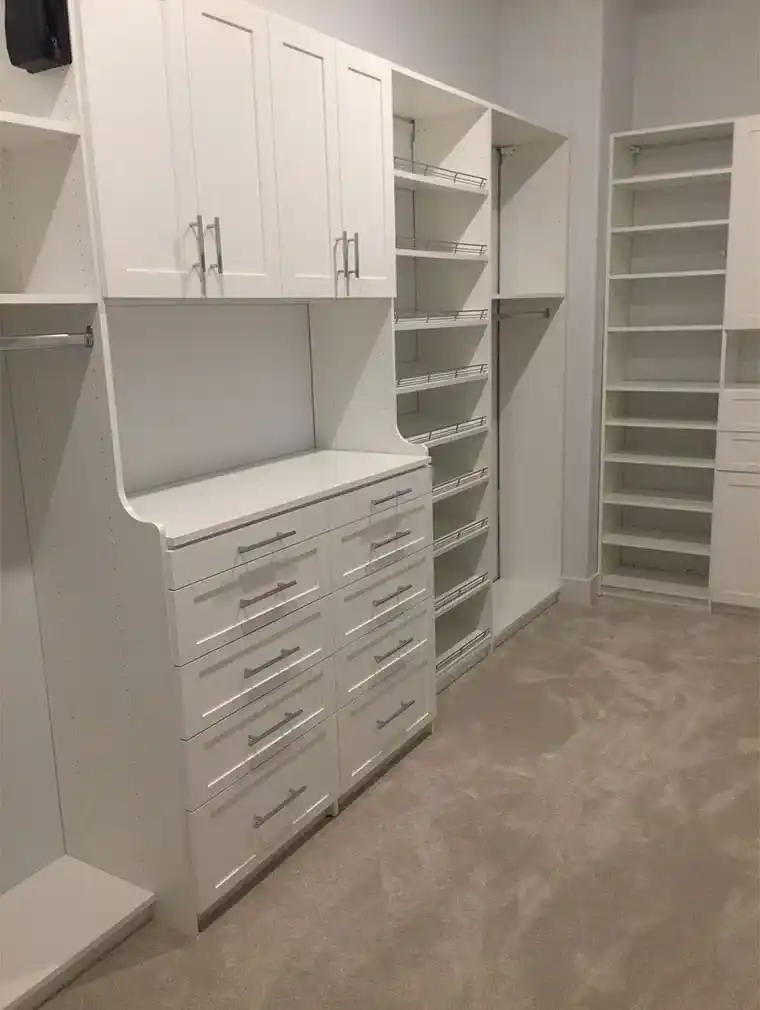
left=371, top=530, right=412, bottom=551
left=248, top=708, right=304, bottom=748
left=373, top=583, right=413, bottom=608
left=240, top=580, right=298, bottom=609
left=377, top=699, right=415, bottom=730
left=371, top=488, right=413, bottom=507
left=239, top=530, right=297, bottom=554
left=253, top=784, right=308, bottom=830
left=375, top=637, right=414, bottom=664
left=244, top=646, right=302, bottom=680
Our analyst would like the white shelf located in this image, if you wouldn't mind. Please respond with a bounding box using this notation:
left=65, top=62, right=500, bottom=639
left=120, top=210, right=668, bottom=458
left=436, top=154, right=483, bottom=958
left=611, top=220, right=729, bottom=236
left=394, top=169, right=489, bottom=197
left=396, top=363, right=488, bottom=395
left=606, top=380, right=720, bottom=394
left=609, top=269, right=727, bottom=281
left=129, top=450, right=427, bottom=547
left=397, top=248, right=489, bottom=263
left=615, top=120, right=734, bottom=148
left=0, top=857, right=153, bottom=1010
left=492, top=578, right=560, bottom=643
left=433, top=516, right=490, bottom=558
left=0, top=293, right=96, bottom=307
left=608, top=325, right=723, bottom=334
left=394, top=310, right=489, bottom=332
left=603, top=490, right=713, bottom=514
left=602, top=530, right=711, bottom=557
left=605, top=450, right=715, bottom=469
left=605, top=416, right=717, bottom=431
left=492, top=292, right=565, bottom=302
left=0, top=111, right=80, bottom=151
left=602, top=566, right=709, bottom=601
left=613, top=167, right=732, bottom=190
left=432, top=467, right=490, bottom=503
left=436, top=626, right=491, bottom=674
left=400, top=414, right=490, bottom=449
left=435, top=571, right=490, bottom=618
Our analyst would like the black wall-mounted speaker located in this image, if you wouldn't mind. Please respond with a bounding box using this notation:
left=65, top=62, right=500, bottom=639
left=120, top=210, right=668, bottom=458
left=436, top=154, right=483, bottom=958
left=5, top=0, right=72, bottom=74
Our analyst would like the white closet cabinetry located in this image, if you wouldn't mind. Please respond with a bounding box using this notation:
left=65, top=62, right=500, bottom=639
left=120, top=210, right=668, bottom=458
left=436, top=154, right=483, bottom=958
left=711, top=472, right=760, bottom=608
left=725, top=116, right=760, bottom=330
left=269, top=19, right=395, bottom=298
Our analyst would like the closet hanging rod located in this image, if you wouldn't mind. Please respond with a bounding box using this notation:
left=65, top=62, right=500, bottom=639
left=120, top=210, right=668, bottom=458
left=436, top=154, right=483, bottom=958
left=0, top=325, right=94, bottom=351
left=493, top=309, right=551, bottom=321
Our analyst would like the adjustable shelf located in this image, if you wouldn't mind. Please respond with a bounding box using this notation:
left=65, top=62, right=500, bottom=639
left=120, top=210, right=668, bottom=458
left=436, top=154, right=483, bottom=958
left=394, top=157, right=488, bottom=195
left=394, top=308, right=489, bottom=331
left=434, top=571, right=490, bottom=618
left=432, top=466, right=490, bottom=503
left=608, top=324, right=723, bottom=334
left=396, top=237, right=489, bottom=261
left=602, top=530, right=711, bottom=557
left=602, top=566, right=710, bottom=601
left=605, top=416, right=717, bottom=431
left=436, top=627, right=491, bottom=677
left=613, top=167, right=732, bottom=190
left=434, top=516, right=490, bottom=558
left=396, top=363, right=488, bottom=395
left=610, top=270, right=727, bottom=282
left=0, top=110, right=80, bottom=150
left=611, top=220, right=729, bottom=236
left=400, top=414, right=489, bottom=449
left=603, top=490, right=713, bottom=514
left=605, top=450, right=715, bottom=469
left=606, top=380, right=720, bottom=394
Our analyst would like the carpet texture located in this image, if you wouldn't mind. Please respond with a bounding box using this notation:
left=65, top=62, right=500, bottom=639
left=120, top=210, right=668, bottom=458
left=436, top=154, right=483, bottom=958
left=48, top=600, right=760, bottom=1009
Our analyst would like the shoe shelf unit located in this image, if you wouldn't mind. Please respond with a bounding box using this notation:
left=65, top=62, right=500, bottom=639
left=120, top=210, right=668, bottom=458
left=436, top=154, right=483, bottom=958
left=600, top=119, right=735, bottom=604
left=392, top=69, right=494, bottom=690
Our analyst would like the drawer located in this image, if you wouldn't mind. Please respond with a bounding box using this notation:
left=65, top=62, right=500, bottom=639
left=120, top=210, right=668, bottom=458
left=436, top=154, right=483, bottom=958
left=333, top=552, right=433, bottom=650
left=719, top=389, right=760, bottom=434
left=334, top=465, right=431, bottom=528
left=189, top=719, right=338, bottom=913
left=338, top=659, right=432, bottom=796
left=166, top=501, right=326, bottom=589
left=179, top=598, right=333, bottom=739
left=334, top=603, right=434, bottom=708
left=329, top=496, right=432, bottom=589
left=184, top=662, right=334, bottom=810
left=171, top=535, right=331, bottom=665
left=716, top=430, right=760, bottom=472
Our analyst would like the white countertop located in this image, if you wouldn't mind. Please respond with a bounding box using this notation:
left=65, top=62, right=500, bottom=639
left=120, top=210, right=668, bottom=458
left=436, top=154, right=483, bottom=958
left=129, top=450, right=428, bottom=547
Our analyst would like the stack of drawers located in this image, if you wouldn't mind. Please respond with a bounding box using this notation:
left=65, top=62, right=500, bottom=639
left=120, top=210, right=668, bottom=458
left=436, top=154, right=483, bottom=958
left=164, top=464, right=435, bottom=912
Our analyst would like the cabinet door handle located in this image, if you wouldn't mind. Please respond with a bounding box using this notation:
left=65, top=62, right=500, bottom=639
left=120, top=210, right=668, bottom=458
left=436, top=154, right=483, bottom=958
left=238, top=530, right=297, bottom=555
left=244, top=646, right=302, bottom=680
left=376, top=699, right=415, bottom=730
left=350, top=231, right=360, bottom=279
left=253, top=785, right=308, bottom=829
left=336, top=231, right=349, bottom=280
left=208, top=216, right=224, bottom=275
left=371, top=488, right=412, bottom=507
left=375, top=637, right=414, bottom=665
left=373, top=583, right=412, bottom=608
left=371, top=530, right=412, bottom=551
left=248, top=708, right=304, bottom=748
left=190, top=214, right=207, bottom=297
left=240, top=580, right=298, bottom=609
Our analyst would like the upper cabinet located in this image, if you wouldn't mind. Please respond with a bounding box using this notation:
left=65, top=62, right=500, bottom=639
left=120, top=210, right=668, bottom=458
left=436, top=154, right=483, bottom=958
left=725, top=115, right=760, bottom=329
left=78, top=1, right=395, bottom=301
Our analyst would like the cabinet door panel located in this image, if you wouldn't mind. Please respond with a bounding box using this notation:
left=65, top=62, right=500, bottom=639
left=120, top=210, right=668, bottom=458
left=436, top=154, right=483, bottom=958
left=269, top=18, right=343, bottom=298
left=725, top=116, right=760, bottom=329
left=336, top=45, right=396, bottom=298
left=711, top=473, right=760, bottom=609
left=78, top=0, right=200, bottom=298
left=185, top=0, right=281, bottom=298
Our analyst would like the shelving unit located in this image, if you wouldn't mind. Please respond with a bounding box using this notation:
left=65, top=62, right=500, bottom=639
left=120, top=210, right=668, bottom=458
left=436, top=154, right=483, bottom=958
left=600, top=119, right=735, bottom=603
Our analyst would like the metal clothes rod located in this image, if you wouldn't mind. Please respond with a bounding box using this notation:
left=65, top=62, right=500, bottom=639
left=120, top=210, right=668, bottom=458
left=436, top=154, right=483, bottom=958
left=493, top=309, right=551, bottom=321
left=0, top=325, right=94, bottom=351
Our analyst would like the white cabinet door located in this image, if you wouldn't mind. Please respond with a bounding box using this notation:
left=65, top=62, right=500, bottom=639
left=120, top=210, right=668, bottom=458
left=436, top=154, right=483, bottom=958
left=78, top=0, right=200, bottom=298
left=336, top=45, right=396, bottom=298
left=269, top=18, right=343, bottom=298
left=711, top=472, right=760, bottom=609
left=725, top=115, right=760, bottom=329
left=184, top=0, right=281, bottom=298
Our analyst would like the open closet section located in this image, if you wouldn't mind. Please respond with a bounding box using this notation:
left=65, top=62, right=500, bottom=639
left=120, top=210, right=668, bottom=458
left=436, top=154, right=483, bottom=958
left=601, top=120, right=735, bottom=602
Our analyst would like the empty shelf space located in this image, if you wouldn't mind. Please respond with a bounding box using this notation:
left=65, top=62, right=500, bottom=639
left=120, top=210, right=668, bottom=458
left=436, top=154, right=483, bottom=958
left=603, top=490, right=713, bottom=514
left=609, top=269, right=727, bottom=281
left=394, top=309, right=489, bottom=331
left=602, top=565, right=709, bottom=601
left=400, top=414, right=490, bottom=449
left=397, top=363, right=488, bottom=394
left=606, top=380, right=720, bottom=394
left=605, top=416, right=717, bottom=431
left=433, top=467, right=490, bottom=503
left=394, top=157, right=488, bottom=195
left=613, top=168, right=732, bottom=190
left=436, top=626, right=491, bottom=675
left=611, top=219, right=729, bottom=236
left=602, top=529, right=711, bottom=557
left=0, top=110, right=80, bottom=150
left=434, top=571, right=491, bottom=618
left=492, top=578, right=560, bottom=641
left=434, top=516, right=490, bottom=558
left=608, top=325, right=723, bottom=334
left=605, top=450, right=715, bottom=469
left=396, top=237, right=488, bottom=261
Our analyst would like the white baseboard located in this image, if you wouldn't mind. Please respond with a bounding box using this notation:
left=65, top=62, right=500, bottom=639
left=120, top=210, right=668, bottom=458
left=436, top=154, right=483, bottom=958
left=560, top=573, right=600, bottom=607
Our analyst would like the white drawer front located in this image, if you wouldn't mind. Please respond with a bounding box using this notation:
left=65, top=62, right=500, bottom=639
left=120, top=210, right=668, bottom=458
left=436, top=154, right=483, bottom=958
left=184, top=663, right=335, bottom=810
left=338, top=660, right=432, bottom=795
left=172, top=536, right=331, bottom=665
left=180, top=599, right=333, bottom=739
left=166, top=501, right=326, bottom=589
left=335, top=465, right=431, bottom=528
left=716, top=430, right=760, bottom=472
left=334, top=603, right=434, bottom=708
left=711, top=471, right=760, bottom=609
left=719, top=389, right=760, bottom=434
left=190, top=719, right=338, bottom=913
left=333, top=552, right=433, bottom=650
left=330, top=497, right=432, bottom=589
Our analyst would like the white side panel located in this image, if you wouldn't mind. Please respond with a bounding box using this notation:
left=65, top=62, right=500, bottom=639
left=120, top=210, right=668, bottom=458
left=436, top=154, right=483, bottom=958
left=725, top=116, right=760, bottom=330
left=336, top=44, right=395, bottom=297
left=0, top=358, right=64, bottom=895
left=185, top=0, right=281, bottom=298
left=269, top=18, right=343, bottom=298
left=107, top=303, right=314, bottom=495
left=77, top=0, right=200, bottom=298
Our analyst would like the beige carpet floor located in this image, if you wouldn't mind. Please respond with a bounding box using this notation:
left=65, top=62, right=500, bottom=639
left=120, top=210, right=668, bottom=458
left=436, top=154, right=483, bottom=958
left=48, top=599, right=760, bottom=1010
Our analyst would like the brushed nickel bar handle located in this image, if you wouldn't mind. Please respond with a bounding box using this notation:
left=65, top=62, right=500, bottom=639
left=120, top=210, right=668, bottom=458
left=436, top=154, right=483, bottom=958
left=371, top=488, right=413, bottom=507
left=244, top=646, right=302, bottom=680
left=375, top=637, right=414, bottom=665
left=208, top=216, right=224, bottom=275
left=240, top=580, right=298, bottom=609
left=372, top=583, right=412, bottom=608
left=354, top=232, right=360, bottom=279
left=248, top=708, right=304, bottom=748
left=336, top=231, right=349, bottom=280
left=377, top=699, right=414, bottom=730
left=253, top=785, right=308, bottom=829
left=190, top=214, right=207, bottom=297
left=238, top=530, right=297, bottom=554
left=371, top=530, right=412, bottom=551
